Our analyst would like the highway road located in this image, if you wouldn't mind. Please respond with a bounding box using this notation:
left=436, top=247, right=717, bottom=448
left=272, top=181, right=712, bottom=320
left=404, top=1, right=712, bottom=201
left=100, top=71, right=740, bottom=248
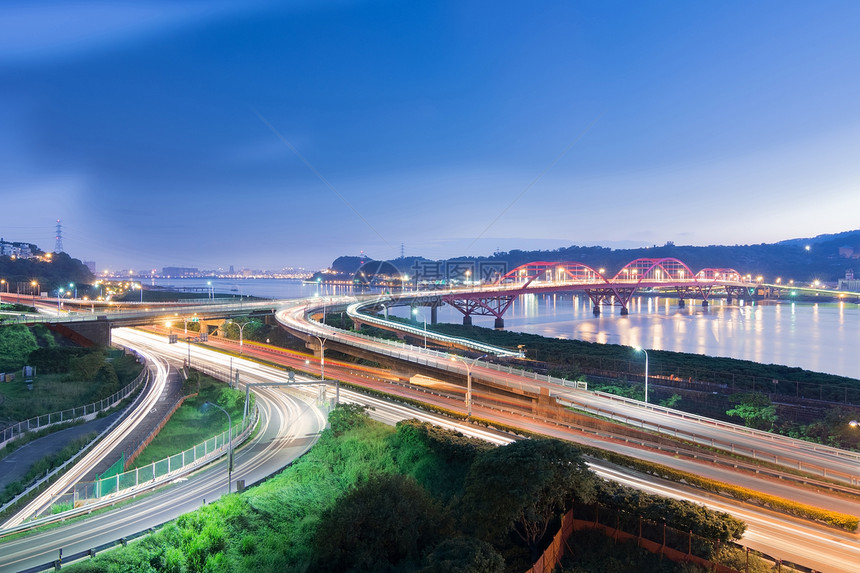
left=277, top=297, right=860, bottom=486
left=2, top=346, right=169, bottom=528
left=0, top=328, right=328, bottom=573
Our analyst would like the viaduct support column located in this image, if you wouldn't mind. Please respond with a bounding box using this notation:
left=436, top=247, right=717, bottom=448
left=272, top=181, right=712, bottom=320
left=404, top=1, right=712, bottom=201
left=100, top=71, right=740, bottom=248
left=494, top=317, right=504, bottom=329
left=430, top=305, right=438, bottom=325
left=463, top=315, right=472, bottom=326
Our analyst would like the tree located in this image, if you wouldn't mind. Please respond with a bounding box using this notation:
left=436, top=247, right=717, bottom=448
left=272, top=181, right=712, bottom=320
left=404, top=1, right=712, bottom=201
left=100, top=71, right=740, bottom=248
left=312, top=474, right=449, bottom=572
left=69, top=349, right=107, bottom=381
left=726, top=393, right=777, bottom=430
left=462, top=438, right=596, bottom=558
left=328, top=402, right=371, bottom=435
left=0, top=325, right=39, bottom=372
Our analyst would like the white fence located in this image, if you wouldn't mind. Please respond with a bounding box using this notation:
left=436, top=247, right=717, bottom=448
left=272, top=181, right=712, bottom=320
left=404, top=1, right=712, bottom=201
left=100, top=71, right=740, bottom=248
left=0, top=360, right=149, bottom=450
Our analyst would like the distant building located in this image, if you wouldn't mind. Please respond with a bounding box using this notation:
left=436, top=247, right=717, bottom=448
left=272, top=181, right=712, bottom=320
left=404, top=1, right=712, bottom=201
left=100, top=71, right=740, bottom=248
left=162, top=267, right=200, bottom=277
left=0, top=239, right=35, bottom=258
left=838, top=269, right=860, bottom=291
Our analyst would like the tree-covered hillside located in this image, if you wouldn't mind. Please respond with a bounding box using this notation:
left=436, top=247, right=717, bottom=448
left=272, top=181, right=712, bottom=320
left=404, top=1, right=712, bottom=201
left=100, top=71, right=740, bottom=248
left=314, top=229, right=860, bottom=282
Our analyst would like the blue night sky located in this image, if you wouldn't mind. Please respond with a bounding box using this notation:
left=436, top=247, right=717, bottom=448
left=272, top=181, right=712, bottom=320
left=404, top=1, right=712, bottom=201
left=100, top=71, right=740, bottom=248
left=1, top=1, right=859, bottom=272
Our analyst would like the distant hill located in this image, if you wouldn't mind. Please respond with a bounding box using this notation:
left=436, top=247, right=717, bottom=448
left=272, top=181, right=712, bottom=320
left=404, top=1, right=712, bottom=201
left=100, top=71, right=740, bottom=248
left=0, top=250, right=95, bottom=292
left=314, top=230, right=860, bottom=283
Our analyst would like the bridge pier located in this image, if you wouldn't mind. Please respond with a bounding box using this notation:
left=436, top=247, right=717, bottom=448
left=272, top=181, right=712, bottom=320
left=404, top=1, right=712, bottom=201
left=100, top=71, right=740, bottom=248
left=726, top=295, right=732, bottom=304
left=619, top=308, right=629, bottom=316
left=430, top=305, right=438, bottom=325
left=702, top=300, right=709, bottom=307
left=494, top=317, right=504, bottom=329
left=678, top=298, right=685, bottom=308
left=463, top=315, right=472, bottom=326
left=592, top=306, right=600, bottom=316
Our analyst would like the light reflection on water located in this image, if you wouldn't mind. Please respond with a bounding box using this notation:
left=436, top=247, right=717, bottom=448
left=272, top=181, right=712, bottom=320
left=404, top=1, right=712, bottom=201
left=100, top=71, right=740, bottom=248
left=402, top=294, right=860, bottom=379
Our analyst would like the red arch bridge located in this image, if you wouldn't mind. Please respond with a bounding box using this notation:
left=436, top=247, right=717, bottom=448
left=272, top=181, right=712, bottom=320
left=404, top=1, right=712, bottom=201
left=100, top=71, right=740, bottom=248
left=428, top=258, right=755, bottom=329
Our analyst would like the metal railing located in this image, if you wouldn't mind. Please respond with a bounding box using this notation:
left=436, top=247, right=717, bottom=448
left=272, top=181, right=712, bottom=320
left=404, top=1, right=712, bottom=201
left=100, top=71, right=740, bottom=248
left=66, top=407, right=257, bottom=509
left=5, top=300, right=280, bottom=326
left=2, top=405, right=258, bottom=534
left=287, top=302, right=586, bottom=398
left=0, top=359, right=149, bottom=450
left=0, top=366, right=153, bottom=518
left=346, top=297, right=523, bottom=358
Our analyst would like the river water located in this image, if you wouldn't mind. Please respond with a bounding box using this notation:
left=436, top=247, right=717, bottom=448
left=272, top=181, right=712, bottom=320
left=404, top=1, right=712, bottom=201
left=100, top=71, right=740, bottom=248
left=149, top=278, right=860, bottom=380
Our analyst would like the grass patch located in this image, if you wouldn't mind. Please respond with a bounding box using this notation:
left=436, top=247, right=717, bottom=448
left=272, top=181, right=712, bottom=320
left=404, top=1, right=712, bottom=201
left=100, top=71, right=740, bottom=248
left=0, top=353, right=142, bottom=422
left=130, top=372, right=245, bottom=468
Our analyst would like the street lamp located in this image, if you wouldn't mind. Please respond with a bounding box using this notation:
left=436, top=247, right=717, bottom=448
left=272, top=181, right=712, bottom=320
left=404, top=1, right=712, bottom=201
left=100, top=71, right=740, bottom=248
left=69, top=283, right=76, bottom=299
left=0, top=279, right=6, bottom=303
left=634, top=346, right=649, bottom=404
left=57, top=287, right=64, bottom=314
left=30, top=280, right=39, bottom=301
left=451, top=354, right=487, bottom=417
left=849, top=420, right=859, bottom=428
left=412, top=308, right=427, bottom=348
left=203, top=402, right=233, bottom=494
left=313, top=334, right=337, bottom=403
left=228, top=319, right=251, bottom=354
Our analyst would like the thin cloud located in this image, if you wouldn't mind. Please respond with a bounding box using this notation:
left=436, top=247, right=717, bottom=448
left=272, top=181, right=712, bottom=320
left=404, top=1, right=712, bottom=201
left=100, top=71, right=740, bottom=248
left=0, top=1, right=268, bottom=63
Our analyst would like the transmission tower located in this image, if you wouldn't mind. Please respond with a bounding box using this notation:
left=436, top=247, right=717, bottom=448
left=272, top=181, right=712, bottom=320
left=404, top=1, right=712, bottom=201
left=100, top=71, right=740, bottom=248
left=54, top=219, right=63, bottom=253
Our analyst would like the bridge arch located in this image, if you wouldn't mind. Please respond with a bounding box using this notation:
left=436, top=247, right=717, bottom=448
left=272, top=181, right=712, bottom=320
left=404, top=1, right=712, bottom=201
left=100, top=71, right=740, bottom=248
left=695, top=268, right=743, bottom=283
left=497, top=261, right=607, bottom=289
left=612, top=258, right=697, bottom=284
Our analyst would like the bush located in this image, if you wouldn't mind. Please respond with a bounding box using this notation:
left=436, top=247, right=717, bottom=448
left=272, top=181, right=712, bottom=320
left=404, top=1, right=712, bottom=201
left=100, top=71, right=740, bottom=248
left=328, top=402, right=371, bottom=436
left=311, top=474, right=449, bottom=572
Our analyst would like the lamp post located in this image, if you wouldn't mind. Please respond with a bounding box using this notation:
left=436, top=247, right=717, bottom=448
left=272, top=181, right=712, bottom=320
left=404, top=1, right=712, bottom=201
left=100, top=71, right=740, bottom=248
left=313, top=334, right=337, bottom=403
left=0, top=279, right=6, bottom=303
left=69, top=283, right=76, bottom=299
left=229, top=319, right=251, bottom=354
left=634, top=346, right=649, bottom=403
left=204, top=402, right=233, bottom=494
left=31, top=280, right=39, bottom=302
left=412, top=308, right=427, bottom=348
left=57, top=287, right=64, bottom=315
left=451, top=354, right=487, bottom=417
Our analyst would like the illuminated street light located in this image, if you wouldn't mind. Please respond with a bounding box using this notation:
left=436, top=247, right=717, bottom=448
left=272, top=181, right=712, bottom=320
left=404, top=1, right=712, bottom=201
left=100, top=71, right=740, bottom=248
left=202, top=402, right=233, bottom=494
left=412, top=308, right=427, bottom=348
left=228, top=319, right=251, bottom=354
left=451, top=354, right=488, bottom=417
left=634, top=346, right=649, bottom=404
left=313, top=334, right=337, bottom=403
